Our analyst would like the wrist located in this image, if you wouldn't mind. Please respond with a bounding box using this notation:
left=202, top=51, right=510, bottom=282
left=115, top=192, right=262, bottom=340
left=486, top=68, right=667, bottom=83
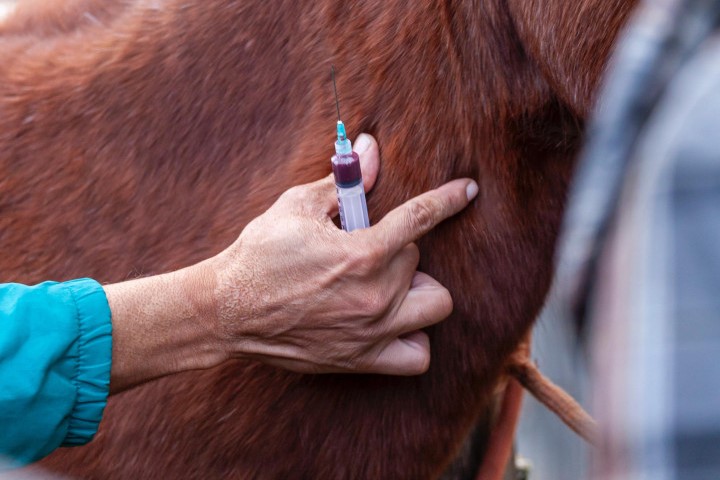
left=173, top=258, right=230, bottom=367
left=105, top=260, right=229, bottom=394
left=203, top=246, right=267, bottom=362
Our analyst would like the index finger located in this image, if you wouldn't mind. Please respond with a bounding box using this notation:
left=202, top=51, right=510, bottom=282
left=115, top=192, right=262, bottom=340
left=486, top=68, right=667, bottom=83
left=369, top=179, right=478, bottom=253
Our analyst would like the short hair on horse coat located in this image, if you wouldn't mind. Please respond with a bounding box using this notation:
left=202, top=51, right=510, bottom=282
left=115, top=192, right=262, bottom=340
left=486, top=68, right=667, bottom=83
left=0, top=0, right=637, bottom=478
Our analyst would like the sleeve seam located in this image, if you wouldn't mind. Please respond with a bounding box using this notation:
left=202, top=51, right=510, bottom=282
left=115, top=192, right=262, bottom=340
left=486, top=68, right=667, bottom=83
left=64, top=281, right=86, bottom=439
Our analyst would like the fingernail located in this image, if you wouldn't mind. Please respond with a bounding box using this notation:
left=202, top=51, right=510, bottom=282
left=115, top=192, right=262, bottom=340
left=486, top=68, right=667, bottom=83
left=354, top=134, right=372, bottom=154
left=466, top=180, right=479, bottom=201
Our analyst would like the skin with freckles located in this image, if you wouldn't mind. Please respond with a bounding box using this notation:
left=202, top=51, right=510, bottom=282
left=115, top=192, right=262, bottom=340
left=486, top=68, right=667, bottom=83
left=0, top=0, right=638, bottom=478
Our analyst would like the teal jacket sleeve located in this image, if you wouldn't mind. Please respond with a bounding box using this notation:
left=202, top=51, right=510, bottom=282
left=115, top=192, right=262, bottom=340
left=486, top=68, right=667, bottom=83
left=0, top=279, right=112, bottom=467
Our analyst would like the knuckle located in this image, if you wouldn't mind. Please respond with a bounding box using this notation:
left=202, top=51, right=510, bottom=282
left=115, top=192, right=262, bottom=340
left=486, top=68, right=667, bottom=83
left=280, top=185, right=304, bottom=203
left=364, top=244, right=387, bottom=266
left=436, top=288, right=454, bottom=318
left=305, top=177, right=334, bottom=200
left=354, top=355, right=379, bottom=374
left=406, top=197, right=441, bottom=233
left=340, top=353, right=363, bottom=371
left=340, top=342, right=378, bottom=373
left=347, top=245, right=385, bottom=275
left=365, top=290, right=390, bottom=316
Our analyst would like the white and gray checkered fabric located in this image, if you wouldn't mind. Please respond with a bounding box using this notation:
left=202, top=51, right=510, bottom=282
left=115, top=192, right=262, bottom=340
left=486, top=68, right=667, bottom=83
left=556, top=0, right=720, bottom=478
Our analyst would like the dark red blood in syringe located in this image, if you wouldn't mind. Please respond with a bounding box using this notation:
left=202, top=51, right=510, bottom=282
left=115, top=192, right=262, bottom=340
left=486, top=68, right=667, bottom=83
left=332, top=152, right=362, bottom=187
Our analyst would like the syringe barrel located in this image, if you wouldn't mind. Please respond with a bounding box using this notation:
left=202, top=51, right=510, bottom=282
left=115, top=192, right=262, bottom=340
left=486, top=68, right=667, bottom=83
left=336, top=182, right=370, bottom=232
left=331, top=151, right=370, bottom=232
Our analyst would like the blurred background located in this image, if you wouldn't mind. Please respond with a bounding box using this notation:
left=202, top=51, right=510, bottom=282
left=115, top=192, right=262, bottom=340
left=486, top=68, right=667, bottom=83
left=516, top=297, right=589, bottom=480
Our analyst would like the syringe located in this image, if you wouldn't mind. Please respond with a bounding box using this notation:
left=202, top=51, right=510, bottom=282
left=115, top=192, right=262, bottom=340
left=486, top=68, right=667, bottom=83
left=331, top=67, right=370, bottom=232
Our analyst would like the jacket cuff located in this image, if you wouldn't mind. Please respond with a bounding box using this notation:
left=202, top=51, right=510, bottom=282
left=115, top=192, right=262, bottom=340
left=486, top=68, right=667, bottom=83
left=60, top=278, right=112, bottom=446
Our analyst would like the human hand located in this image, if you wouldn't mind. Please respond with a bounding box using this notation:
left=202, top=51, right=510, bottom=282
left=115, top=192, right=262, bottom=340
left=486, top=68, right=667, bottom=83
left=209, top=134, right=478, bottom=375
left=104, top=134, right=478, bottom=393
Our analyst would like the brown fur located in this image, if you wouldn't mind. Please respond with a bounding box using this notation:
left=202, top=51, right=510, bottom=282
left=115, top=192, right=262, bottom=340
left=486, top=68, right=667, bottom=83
left=0, top=0, right=636, bottom=478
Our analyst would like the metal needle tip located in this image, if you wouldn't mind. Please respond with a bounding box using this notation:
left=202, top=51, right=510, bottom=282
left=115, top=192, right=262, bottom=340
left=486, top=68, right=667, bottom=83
left=331, top=65, right=341, bottom=121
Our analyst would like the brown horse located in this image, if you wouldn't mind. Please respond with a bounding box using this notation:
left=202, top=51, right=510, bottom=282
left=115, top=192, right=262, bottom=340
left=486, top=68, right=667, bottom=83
left=0, top=0, right=636, bottom=478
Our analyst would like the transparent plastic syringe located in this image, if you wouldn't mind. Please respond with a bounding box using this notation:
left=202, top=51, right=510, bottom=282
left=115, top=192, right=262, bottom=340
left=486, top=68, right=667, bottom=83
left=331, top=121, right=370, bottom=231
left=331, top=67, right=369, bottom=232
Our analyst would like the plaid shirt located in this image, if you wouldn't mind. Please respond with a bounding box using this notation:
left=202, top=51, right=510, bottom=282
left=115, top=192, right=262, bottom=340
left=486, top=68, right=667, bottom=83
left=555, top=0, right=720, bottom=478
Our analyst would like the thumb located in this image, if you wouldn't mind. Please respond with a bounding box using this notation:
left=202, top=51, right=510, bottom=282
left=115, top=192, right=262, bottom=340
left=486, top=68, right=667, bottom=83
left=366, top=331, right=431, bottom=375
left=353, top=133, right=379, bottom=193
left=284, top=133, right=380, bottom=217
left=289, top=133, right=380, bottom=216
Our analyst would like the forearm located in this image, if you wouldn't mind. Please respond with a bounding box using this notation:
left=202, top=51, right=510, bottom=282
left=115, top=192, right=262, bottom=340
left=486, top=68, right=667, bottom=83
left=104, top=259, right=225, bottom=394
